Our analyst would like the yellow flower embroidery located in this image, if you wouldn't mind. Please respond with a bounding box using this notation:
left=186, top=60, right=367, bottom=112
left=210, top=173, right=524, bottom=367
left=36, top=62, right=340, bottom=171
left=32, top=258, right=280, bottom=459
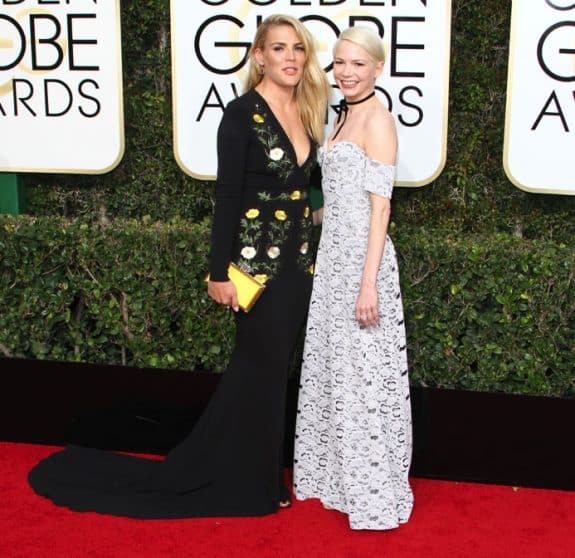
left=290, top=190, right=302, bottom=200
left=308, top=264, right=315, bottom=274
left=253, top=113, right=264, bottom=124
left=303, top=206, right=310, bottom=217
left=254, top=274, right=269, bottom=284
left=245, top=208, right=260, bottom=219
left=274, top=210, right=287, bottom=221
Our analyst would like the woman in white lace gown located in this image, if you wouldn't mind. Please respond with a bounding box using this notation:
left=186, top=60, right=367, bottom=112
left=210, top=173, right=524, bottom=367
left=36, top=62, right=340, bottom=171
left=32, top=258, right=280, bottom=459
left=293, top=27, right=414, bottom=530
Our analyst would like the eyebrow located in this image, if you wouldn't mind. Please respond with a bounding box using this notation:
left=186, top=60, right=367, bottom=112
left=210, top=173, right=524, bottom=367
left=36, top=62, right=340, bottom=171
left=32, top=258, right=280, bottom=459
left=334, top=57, right=368, bottom=63
left=269, top=42, right=305, bottom=47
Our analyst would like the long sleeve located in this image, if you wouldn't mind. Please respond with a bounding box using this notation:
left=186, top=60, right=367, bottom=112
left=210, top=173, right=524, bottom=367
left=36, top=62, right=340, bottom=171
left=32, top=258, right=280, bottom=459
left=209, top=100, right=250, bottom=281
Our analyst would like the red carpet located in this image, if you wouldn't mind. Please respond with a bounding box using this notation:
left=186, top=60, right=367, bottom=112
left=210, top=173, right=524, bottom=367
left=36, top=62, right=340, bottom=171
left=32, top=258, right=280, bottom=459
left=1, top=441, right=573, bottom=558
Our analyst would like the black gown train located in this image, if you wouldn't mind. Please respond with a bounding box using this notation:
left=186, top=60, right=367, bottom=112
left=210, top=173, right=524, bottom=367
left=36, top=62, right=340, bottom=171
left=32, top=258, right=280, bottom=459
left=28, top=89, right=318, bottom=518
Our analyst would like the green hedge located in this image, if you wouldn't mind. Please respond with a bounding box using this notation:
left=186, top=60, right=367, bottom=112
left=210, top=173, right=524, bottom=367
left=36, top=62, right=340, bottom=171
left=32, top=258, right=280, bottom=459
left=0, top=216, right=233, bottom=372
left=396, top=225, right=575, bottom=397
left=1, top=216, right=573, bottom=397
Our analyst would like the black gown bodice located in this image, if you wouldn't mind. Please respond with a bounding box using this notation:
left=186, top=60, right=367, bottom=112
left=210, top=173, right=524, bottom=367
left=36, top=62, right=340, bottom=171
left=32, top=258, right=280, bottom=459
left=209, top=89, right=318, bottom=283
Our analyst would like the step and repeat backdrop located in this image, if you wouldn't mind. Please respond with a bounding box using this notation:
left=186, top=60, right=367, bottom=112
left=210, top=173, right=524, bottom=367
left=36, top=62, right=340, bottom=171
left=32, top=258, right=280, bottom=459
left=0, top=0, right=573, bottom=194
left=0, top=0, right=124, bottom=174
left=171, top=0, right=452, bottom=186
left=504, top=0, right=575, bottom=195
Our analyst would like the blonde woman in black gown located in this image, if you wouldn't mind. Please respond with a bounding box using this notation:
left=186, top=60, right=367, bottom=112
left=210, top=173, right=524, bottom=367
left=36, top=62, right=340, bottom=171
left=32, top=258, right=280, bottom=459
left=28, top=14, right=330, bottom=518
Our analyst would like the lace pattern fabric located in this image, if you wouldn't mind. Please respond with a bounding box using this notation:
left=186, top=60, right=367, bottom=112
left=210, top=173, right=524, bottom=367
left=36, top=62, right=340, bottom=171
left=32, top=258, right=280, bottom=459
left=293, top=141, right=413, bottom=530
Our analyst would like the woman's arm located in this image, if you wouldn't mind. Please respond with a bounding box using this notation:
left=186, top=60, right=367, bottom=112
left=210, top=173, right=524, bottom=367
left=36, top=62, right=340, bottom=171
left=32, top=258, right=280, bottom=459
left=355, top=195, right=391, bottom=328
left=355, top=110, right=397, bottom=328
left=208, top=100, right=250, bottom=311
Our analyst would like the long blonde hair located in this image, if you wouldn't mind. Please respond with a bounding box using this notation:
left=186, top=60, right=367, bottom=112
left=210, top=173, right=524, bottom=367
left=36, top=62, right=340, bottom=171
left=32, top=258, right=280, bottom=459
left=245, top=14, right=330, bottom=144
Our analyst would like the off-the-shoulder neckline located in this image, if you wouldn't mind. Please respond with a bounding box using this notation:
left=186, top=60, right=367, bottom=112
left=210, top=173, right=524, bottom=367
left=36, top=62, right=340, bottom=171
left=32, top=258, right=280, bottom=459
left=322, top=140, right=395, bottom=169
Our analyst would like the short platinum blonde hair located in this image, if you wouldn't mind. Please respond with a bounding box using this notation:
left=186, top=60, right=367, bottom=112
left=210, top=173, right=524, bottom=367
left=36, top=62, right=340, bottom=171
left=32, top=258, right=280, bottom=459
left=334, top=26, right=385, bottom=64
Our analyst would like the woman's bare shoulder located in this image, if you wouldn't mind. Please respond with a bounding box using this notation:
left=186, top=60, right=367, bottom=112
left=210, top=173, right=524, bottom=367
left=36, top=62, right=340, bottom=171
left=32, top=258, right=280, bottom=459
left=364, top=104, right=397, bottom=165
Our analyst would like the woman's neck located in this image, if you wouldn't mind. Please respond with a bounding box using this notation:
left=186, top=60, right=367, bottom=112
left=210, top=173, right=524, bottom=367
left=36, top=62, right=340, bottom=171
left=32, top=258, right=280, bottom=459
left=256, top=80, right=297, bottom=109
left=344, top=90, right=376, bottom=112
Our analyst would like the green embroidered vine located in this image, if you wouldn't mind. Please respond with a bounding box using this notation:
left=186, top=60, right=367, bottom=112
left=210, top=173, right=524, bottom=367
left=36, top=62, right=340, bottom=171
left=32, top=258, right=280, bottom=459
left=252, top=105, right=295, bottom=183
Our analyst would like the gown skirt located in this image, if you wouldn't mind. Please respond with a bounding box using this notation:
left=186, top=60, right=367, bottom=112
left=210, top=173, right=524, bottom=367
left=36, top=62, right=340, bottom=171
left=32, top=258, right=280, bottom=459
left=28, top=268, right=312, bottom=518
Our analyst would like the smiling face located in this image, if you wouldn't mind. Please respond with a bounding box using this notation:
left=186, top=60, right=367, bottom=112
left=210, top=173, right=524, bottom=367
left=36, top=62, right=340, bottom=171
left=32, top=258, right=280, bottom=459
left=253, top=24, right=307, bottom=90
left=332, top=39, right=383, bottom=102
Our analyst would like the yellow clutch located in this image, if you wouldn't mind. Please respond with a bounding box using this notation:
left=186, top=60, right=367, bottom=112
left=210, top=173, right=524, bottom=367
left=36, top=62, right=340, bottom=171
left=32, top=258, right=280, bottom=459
left=205, top=262, right=266, bottom=312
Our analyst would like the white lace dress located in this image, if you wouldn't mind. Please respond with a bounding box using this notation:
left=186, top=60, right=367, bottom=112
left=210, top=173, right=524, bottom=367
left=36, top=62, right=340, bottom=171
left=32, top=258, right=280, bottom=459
left=293, top=141, right=413, bottom=530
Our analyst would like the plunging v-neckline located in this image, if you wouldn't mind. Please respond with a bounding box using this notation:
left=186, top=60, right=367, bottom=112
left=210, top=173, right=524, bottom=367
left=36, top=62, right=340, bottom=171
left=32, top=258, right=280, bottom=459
left=253, top=89, right=312, bottom=168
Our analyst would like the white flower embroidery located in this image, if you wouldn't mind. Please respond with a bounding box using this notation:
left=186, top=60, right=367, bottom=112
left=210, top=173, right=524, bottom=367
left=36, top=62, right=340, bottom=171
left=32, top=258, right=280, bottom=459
left=300, top=242, right=309, bottom=255
left=241, top=246, right=257, bottom=260
left=269, top=147, right=284, bottom=161
left=267, top=246, right=280, bottom=259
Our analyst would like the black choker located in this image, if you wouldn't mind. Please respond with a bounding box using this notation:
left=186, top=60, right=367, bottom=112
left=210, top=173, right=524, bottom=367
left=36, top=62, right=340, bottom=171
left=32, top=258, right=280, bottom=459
left=332, top=91, right=376, bottom=140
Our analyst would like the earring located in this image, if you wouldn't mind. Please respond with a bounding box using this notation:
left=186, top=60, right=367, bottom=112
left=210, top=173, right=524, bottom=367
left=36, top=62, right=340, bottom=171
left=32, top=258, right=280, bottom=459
left=258, top=64, right=265, bottom=75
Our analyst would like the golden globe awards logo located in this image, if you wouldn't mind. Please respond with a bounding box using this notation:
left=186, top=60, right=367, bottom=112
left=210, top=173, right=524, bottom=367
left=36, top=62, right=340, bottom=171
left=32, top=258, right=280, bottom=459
left=171, top=0, right=452, bottom=186
left=504, top=0, right=575, bottom=195
left=0, top=0, right=124, bottom=174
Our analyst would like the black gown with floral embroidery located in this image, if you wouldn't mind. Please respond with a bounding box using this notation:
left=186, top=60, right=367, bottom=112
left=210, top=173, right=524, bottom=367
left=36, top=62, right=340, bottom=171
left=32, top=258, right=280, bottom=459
left=27, top=88, right=318, bottom=518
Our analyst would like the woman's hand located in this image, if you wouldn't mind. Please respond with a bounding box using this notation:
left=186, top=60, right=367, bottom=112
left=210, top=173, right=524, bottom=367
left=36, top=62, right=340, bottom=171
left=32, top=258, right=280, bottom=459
left=207, top=280, right=239, bottom=312
left=355, top=284, right=379, bottom=328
